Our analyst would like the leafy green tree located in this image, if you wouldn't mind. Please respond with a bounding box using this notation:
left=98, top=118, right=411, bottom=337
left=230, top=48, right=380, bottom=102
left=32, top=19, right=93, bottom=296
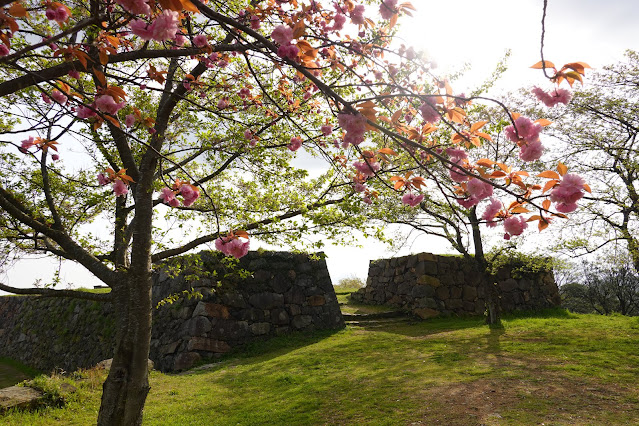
left=526, top=51, right=639, bottom=272
left=0, top=0, right=589, bottom=422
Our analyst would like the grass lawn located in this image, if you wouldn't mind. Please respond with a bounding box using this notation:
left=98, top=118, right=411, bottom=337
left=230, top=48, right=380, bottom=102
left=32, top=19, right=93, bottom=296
left=0, top=358, right=39, bottom=388
left=2, top=306, right=639, bottom=424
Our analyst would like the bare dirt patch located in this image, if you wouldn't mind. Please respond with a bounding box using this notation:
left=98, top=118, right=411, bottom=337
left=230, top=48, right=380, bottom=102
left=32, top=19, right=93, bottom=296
left=414, top=374, right=639, bottom=425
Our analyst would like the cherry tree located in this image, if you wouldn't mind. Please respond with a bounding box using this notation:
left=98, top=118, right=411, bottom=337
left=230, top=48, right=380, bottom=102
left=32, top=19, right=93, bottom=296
left=0, top=0, right=589, bottom=423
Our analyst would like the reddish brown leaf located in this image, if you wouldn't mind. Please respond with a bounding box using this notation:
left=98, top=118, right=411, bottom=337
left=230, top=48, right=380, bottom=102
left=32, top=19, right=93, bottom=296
left=530, top=60, right=555, bottom=69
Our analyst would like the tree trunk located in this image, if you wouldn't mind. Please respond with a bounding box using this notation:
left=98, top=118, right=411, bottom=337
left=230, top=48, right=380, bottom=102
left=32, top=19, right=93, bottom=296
left=97, top=272, right=152, bottom=426
left=469, top=208, right=501, bottom=325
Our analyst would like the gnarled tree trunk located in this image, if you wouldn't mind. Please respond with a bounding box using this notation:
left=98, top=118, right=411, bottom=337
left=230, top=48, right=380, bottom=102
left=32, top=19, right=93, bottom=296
left=97, top=272, right=153, bottom=426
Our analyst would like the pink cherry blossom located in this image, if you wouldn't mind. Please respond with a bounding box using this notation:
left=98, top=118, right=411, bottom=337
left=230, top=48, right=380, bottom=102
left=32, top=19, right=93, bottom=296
left=21, top=136, right=35, bottom=151
left=41, top=93, right=52, bottom=104
left=466, top=178, right=493, bottom=201
left=379, top=0, right=398, bottom=20
left=46, top=6, right=69, bottom=23
left=215, top=237, right=250, bottom=259
left=288, top=136, right=303, bottom=151
left=50, top=89, right=67, bottom=105
left=402, top=192, right=424, bottom=207
left=115, top=0, right=151, bottom=16
left=446, top=147, right=467, bottom=160
left=193, top=34, right=209, bottom=48
left=449, top=158, right=469, bottom=183
left=321, top=124, right=333, bottom=136
left=519, top=139, right=544, bottom=162
left=504, top=116, right=542, bottom=144
left=174, top=34, right=186, bottom=47
left=151, top=10, right=179, bottom=41
left=51, top=154, right=59, bottom=161
left=532, top=87, right=572, bottom=107
left=332, top=13, right=347, bottom=31
left=418, top=100, right=440, bottom=124
left=0, top=44, right=9, bottom=56
left=250, top=16, right=261, bottom=30
left=271, top=25, right=294, bottom=45
left=112, top=179, right=128, bottom=197
left=217, top=97, right=229, bottom=109
left=97, top=173, right=110, bottom=186
left=244, top=129, right=253, bottom=139
left=363, top=197, right=372, bottom=205
left=180, top=184, right=200, bottom=207
left=549, top=173, right=585, bottom=213
left=337, top=112, right=367, bottom=147
left=77, top=105, right=97, bottom=119
left=68, top=69, right=80, bottom=79
left=351, top=5, right=366, bottom=25
left=277, top=44, right=299, bottom=60
left=503, top=215, right=528, bottom=239
left=353, top=182, right=366, bottom=192
left=159, top=187, right=176, bottom=205
left=130, top=10, right=178, bottom=42
left=353, top=160, right=380, bottom=177
left=125, top=114, right=136, bottom=128
left=95, top=95, right=126, bottom=115
left=481, top=198, right=502, bottom=227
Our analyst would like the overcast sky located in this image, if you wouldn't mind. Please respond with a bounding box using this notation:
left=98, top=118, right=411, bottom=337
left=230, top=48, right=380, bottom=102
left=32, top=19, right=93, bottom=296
left=3, top=0, right=639, bottom=291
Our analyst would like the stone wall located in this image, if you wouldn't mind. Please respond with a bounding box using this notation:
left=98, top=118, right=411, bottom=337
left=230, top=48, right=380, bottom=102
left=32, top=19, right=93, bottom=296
left=0, top=296, right=115, bottom=373
left=351, top=253, right=560, bottom=318
left=0, top=250, right=343, bottom=373
left=150, top=250, right=343, bottom=371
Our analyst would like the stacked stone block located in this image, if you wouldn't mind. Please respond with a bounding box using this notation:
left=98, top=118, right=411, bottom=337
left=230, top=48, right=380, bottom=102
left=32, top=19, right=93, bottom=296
left=351, top=253, right=560, bottom=318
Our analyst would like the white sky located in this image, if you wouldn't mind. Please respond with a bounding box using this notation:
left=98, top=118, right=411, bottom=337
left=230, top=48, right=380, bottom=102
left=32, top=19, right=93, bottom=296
left=3, top=0, right=639, bottom=291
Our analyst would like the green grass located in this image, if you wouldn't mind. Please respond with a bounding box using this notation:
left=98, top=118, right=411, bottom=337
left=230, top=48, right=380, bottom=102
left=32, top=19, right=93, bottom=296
left=0, top=358, right=39, bottom=388
left=2, top=311, right=639, bottom=425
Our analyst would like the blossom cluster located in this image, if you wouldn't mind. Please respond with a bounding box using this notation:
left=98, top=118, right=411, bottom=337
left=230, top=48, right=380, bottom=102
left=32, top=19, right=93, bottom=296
left=215, top=237, right=250, bottom=259
left=401, top=192, right=423, bottom=207
left=457, top=178, right=494, bottom=209
left=532, top=87, right=572, bottom=108
left=504, top=116, right=544, bottom=162
left=337, top=112, right=367, bottom=147
left=549, top=173, right=585, bottom=213
left=159, top=184, right=200, bottom=207
left=97, top=173, right=129, bottom=197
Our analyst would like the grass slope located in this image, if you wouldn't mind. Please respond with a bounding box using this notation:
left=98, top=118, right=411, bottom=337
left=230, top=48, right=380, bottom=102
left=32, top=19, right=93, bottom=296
left=2, top=309, right=639, bottom=425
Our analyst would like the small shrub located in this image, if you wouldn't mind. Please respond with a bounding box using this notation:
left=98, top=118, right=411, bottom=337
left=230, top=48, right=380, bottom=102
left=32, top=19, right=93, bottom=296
left=334, top=275, right=365, bottom=292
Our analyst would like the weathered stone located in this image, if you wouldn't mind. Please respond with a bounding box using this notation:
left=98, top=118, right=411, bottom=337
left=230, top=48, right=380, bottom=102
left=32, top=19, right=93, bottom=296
left=159, top=341, right=180, bottom=355
left=181, top=316, right=212, bottom=337
left=221, top=293, right=247, bottom=309
left=192, top=302, right=230, bottom=319
left=435, top=286, right=450, bottom=300
left=307, top=295, right=326, bottom=306
left=208, top=320, right=250, bottom=340
left=445, top=298, right=463, bottom=310
left=287, top=304, right=302, bottom=316
left=413, top=308, right=440, bottom=319
left=417, top=253, right=437, bottom=262
left=248, top=292, right=284, bottom=309
left=450, top=286, right=462, bottom=299
left=292, top=315, right=313, bottom=329
left=418, top=275, right=441, bottom=287
left=411, top=285, right=435, bottom=298
left=187, top=337, right=231, bottom=353
left=271, top=308, right=290, bottom=325
left=250, top=322, right=271, bottom=335
left=173, top=352, right=201, bottom=371
left=0, top=385, right=43, bottom=412
left=462, top=285, right=477, bottom=301
left=499, top=278, right=517, bottom=293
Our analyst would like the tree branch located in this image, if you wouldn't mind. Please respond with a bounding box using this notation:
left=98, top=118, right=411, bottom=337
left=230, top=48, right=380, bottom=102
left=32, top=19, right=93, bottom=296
left=0, top=282, right=112, bottom=302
